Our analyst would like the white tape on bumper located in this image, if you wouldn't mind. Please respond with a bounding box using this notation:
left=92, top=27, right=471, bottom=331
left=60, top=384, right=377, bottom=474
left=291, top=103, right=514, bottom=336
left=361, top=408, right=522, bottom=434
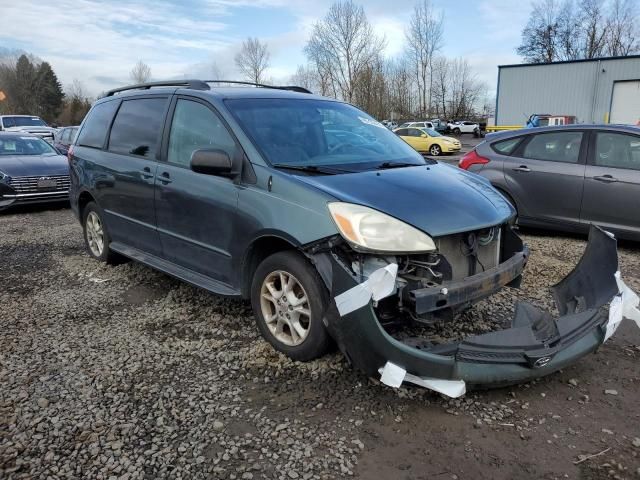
left=379, top=361, right=467, bottom=398
left=604, top=271, right=640, bottom=342
left=334, top=263, right=398, bottom=316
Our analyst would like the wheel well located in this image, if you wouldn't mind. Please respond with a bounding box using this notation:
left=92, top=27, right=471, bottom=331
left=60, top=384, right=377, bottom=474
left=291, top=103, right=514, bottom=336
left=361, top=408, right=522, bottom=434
left=77, top=191, right=95, bottom=218
left=242, top=236, right=297, bottom=298
left=493, top=186, right=518, bottom=214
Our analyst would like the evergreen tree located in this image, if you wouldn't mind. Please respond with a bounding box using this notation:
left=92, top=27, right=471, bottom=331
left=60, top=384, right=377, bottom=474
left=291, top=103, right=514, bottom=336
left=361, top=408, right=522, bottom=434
left=35, top=62, right=64, bottom=122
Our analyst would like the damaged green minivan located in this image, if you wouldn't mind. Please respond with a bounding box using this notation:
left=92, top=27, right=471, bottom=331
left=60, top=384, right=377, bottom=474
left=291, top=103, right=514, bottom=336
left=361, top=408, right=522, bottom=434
left=69, top=80, right=638, bottom=395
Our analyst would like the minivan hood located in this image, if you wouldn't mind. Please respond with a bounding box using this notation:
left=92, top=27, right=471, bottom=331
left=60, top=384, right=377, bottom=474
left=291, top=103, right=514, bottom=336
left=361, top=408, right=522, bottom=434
left=0, top=154, right=69, bottom=177
left=294, top=163, right=514, bottom=237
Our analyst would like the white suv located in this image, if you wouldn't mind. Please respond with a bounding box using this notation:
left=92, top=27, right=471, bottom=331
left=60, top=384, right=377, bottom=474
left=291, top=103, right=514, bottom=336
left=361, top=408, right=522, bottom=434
left=0, top=115, right=57, bottom=142
left=447, top=121, right=479, bottom=134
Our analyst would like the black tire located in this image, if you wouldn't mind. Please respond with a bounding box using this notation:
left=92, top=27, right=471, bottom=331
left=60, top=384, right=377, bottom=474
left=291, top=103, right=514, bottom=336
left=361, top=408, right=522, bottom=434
left=82, top=201, right=122, bottom=264
left=453, top=128, right=461, bottom=135
left=429, top=144, right=442, bottom=156
left=251, top=251, right=331, bottom=361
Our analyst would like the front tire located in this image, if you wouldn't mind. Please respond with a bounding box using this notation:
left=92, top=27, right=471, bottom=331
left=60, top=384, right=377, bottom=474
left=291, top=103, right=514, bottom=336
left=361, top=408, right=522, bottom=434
left=251, top=251, right=331, bottom=361
left=82, top=202, right=121, bottom=264
left=453, top=128, right=461, bottom=135
left=429, top=144, right=442, bottom=156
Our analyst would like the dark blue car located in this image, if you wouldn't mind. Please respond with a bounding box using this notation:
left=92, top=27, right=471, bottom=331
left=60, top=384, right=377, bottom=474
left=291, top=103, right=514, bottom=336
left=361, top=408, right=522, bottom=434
left=0, top=132, right=70, bottom=210
left=68, top=80, right=626, bottom=393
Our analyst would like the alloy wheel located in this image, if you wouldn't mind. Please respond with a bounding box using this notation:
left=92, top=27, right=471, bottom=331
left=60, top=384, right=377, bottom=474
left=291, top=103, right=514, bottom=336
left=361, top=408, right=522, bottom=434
left=86, top=211, right=104, bottom=257
left=260, top=270, right=311, bottom=346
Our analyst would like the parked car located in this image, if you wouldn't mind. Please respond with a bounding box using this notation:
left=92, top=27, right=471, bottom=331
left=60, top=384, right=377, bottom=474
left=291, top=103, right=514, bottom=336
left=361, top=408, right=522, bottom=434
left=399, top=121, right=448, bottom=134
left=0, top=115, right=57, bottom=143
left=68, top=80, right=624, bottom=391
left=393, top=126, right=461, bottom=156
left=53, top=126, right=79, bottom=155
left=459, top=124, right=640, bottom=240
left=448, top=121, right=479, bottom=135
left=0, top=132, right=70, bottom=210
left=381, top=120, right=398, bottom=130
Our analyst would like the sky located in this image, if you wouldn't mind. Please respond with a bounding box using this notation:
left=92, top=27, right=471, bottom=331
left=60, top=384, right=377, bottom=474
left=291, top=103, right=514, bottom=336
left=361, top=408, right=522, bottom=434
left=0, top=0, right=533, bottom=97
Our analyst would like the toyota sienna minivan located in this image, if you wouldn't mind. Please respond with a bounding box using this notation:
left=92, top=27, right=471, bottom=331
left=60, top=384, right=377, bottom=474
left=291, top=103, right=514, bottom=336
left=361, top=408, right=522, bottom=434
left=69, top=80, right=628, bottom=393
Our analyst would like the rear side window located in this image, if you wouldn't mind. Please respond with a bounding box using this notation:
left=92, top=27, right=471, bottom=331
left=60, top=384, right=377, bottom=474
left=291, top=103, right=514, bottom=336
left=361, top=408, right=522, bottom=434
left=77, top=101, right=119, bottom=149
left=491, top=137, right=523, bottom=155
left=167, top=99, right=237, bottom=167
left=108, top=98, right=167, bottom=158
left=523, top=132, right=583, bottom=163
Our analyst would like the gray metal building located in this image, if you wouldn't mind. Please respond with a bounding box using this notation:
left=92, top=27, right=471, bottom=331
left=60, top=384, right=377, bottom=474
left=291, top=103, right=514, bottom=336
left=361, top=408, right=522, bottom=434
left=495, top=55, right=640, bottom=126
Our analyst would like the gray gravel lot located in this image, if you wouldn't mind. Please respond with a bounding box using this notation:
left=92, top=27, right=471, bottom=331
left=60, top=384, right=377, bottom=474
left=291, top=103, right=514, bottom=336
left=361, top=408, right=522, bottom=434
left=1, top=206, right=640, bottom=480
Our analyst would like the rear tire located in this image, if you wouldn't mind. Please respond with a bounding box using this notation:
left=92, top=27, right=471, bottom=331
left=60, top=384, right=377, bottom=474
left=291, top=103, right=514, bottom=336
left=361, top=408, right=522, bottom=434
left=82, top=202, right=122, bottom=264
left=251, top=251, right=331, bottom=361
left=453, top=128, right=461, bottom=135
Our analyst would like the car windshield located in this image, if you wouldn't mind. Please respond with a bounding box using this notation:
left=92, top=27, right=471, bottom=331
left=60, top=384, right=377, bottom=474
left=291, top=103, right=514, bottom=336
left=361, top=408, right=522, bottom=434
left=422, top=128, right=441, bottom=137
left=0, top=135, right=57, bottom=156
left=3, top=116, right=47, bottom=127
left=225, top=98, right=425, bottom=170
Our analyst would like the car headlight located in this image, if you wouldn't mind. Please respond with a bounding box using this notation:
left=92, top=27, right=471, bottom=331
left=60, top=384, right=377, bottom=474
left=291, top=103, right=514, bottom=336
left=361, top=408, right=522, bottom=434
left=328, top=202, right=436, bottom=253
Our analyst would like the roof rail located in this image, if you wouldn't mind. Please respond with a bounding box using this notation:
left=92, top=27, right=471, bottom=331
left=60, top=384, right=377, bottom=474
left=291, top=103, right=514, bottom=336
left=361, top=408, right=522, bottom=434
left=104, top=80, right=210, bottom=97
left=204, top=80, right=312, bottom=94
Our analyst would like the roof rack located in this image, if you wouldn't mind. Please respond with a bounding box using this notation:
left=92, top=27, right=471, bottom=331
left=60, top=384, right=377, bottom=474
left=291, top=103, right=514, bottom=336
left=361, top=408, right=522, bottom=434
left=103, top=79, right=312, bottom=98
left=104, top=80, right=210, bottom=97
left=203, top=80, right=312, bottom=94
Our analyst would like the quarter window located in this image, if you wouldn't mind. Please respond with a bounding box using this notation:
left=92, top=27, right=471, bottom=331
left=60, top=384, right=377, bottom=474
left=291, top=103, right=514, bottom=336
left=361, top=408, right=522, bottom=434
left=523, top=132, right=583, bottom=163
left=167, top=99, right=237, bottom=168
left=594, top=132, right=640, bottom=171
left=108, top=98, right=167, bottom=158
left=77, top=101, right=119, bottom=149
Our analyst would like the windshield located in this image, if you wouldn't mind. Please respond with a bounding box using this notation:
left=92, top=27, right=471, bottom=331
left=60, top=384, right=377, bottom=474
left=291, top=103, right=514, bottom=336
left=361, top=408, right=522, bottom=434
left=422, top=128, right=441, bottom=137
left=225, top=99, right=425, bottom=170
left=0, top=135, right=57, bottom=156
left=2, top=116, right=47, bottom=128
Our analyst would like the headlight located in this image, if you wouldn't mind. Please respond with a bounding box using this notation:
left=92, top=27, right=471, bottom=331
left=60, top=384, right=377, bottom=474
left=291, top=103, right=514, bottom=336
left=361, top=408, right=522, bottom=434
left=328, top=202, right=436, bottom=253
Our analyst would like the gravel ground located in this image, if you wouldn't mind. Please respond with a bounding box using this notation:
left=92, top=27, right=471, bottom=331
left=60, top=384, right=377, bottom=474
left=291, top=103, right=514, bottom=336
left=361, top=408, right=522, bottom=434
left=1, top=206, right=640, bottom=480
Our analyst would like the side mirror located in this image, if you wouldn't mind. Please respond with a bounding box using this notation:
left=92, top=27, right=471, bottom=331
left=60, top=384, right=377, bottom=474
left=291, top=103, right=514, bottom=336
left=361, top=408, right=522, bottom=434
left=421, top=133, right=427, bottom=138
left=190, top=149, right=233, bottom=176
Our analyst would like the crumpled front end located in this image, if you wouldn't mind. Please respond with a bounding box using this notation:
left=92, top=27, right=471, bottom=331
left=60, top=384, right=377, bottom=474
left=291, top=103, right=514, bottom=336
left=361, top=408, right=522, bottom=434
left=313, top=226, right=639, bottom=396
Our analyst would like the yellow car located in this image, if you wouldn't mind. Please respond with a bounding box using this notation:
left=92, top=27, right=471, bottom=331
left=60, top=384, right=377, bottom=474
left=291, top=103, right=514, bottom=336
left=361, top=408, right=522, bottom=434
left=393, top=127, right=461, bottom=156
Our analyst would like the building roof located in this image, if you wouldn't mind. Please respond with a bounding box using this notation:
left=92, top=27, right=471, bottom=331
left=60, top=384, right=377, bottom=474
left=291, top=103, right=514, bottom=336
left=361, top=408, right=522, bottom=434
left=499, top=54, right=640, bottom=69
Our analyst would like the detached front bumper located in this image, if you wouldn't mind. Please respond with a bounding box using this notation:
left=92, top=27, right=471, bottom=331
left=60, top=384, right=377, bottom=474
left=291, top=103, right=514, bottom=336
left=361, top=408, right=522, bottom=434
left=322, top=226, right=624, bottom=391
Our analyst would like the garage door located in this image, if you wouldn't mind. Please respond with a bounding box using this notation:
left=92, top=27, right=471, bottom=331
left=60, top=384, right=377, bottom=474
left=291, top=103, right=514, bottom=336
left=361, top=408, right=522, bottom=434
left=610, top=80, right=640, bottom=125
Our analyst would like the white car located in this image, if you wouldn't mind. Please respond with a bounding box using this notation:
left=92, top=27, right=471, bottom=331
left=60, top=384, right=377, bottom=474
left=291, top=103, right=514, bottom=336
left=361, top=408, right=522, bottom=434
left=447, top=121, right=479, bottom=134
left=0, top=115, right=57, bottom=143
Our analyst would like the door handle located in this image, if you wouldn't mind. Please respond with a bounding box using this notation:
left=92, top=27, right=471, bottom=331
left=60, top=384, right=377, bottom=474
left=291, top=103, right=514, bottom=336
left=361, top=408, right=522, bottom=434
left=141, top=167, right=154, bottom=179
left=159, top=172, right=172, bottom=184
left=593, top=175, right=618, bottom=183
left=512, top=166, right=531, bottom=172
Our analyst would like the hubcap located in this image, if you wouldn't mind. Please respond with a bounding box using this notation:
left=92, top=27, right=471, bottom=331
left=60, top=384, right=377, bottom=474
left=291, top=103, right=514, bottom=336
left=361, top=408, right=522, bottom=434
left=259, top=270, right=311, bottom=346
left=86, top=211, right=104, bottom=257
left=431, top=146, right=439, bottom=155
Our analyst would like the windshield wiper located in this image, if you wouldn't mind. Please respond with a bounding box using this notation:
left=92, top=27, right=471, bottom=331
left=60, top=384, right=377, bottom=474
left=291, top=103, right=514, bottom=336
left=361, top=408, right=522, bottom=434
left=271, top=164, right=350, bottom=175
left=376, top=161, right=423, bottom=170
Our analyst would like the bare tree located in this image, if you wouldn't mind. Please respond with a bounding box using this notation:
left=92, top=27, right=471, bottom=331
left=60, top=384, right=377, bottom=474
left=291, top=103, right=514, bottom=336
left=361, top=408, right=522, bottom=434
left=517, top=0, right=563, bottom=63
left=305, top=0, right=385, bottom=103
left=405, top=0, right=443, bottom=117
left=606, top=0, right=639, bottom=55
left=234, top=37, right=270, bottom=84
left=578, top=0, right=608, bottom=58
left=211, top=62, right=225, bottom=80
left=130, top=60, right=151, bottom=84
left=289, top=64, right=318, bottom=92
left=518, top=0, right=639, bottom=62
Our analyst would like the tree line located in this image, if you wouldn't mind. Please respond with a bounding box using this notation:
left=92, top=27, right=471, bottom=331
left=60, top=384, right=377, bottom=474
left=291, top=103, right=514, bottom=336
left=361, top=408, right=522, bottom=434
left=0, top=52, right=92, bottom=126
left=517, top=0, right=639, bottom=63
left=233, top=0, right=488, bottom=121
